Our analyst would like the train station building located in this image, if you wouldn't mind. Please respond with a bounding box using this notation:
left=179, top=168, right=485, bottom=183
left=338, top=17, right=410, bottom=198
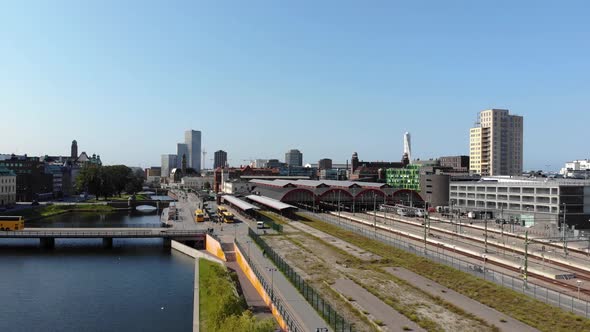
left=248, top=179, right=424, bottom=212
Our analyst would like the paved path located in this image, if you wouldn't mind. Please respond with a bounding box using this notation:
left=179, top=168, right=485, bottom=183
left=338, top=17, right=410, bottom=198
left=384, top=267, right=539, bottom=332
left=332, top=279, right=424, bottom=332
left=226, top=261, right=273, bottom=320
left=241, top=233, right=331, bottom=332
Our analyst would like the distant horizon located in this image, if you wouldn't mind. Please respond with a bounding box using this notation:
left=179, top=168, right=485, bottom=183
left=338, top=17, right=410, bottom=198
left=2, top=2, right=589, bottom=171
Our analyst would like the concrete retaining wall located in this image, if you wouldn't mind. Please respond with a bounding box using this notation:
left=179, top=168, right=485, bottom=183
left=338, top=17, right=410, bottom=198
left=234, top=243, right=288, bottom=331
left=205, top=234, right=227, bottom=262
left=171, top=240, right=224, bottom=265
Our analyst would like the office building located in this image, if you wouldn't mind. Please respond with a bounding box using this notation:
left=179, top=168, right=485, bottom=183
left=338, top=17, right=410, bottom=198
left=176, top=143, right=189, bottom=169
left=386, top=165, right=421, bottom=191
left=285, top=149, right=303, bottom=167
left=185, top=130, right=202, bottom=172
left=214, top=150, right=228, bottom=169
left=450, top=177, right=590, bottom=229
left=318, top=158, right=333, bottom=170
left=0, top=166, right=16, bottom=207
left=0, top=156, right=53, bottom=202
left=469, top=109, right=523, bottom=176
left=161, top=154, right=177, bottom=179
left=560, top=160, right=590, bottom=179
left=440, top=156, right=470, bottom=173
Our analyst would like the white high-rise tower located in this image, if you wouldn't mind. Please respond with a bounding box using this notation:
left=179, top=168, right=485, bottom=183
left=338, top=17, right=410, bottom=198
left=403, top=132, right=412, bottom=162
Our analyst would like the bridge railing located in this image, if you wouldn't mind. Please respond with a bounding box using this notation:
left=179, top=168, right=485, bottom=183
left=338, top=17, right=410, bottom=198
left=0, top=229, right=207, bottom=237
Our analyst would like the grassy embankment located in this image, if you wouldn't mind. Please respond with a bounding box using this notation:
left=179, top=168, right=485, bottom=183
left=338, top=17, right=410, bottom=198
left=0, top=204, right=115, bottom=221
left=295, top=212, right=590, bottom=332
left=199, top=259, right=276, bottom=332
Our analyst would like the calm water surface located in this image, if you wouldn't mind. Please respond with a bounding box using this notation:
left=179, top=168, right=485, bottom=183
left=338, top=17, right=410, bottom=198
left=0, top=212, right=194, bottom=332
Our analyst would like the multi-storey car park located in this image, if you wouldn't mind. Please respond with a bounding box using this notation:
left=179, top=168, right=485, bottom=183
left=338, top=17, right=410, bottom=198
left=450, top=177, right=590, bottom=230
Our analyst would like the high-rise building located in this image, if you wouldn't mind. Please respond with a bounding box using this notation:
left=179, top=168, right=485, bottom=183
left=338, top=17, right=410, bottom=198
left=285, top=149, right=303, bottom=167
left=469, top=109, right=523, bottom=176
left=161, top=154, right=177, bottom=178
left=403, top=132, right=412, bottom=162
left=214, top=150, right=228, bottom=169
left=71, top=140, right=78, bottom=159
left=185, top=130, right=202, bottom=172
left=318, top=158, right=333, bottom=170
left=176, top=143, right=189, bottom=169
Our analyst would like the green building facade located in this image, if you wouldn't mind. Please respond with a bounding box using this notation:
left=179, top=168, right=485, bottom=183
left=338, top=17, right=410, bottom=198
left=386, top=165, right=421, bottom=191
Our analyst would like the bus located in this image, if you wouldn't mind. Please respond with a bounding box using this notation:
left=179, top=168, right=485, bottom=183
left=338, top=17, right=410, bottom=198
left=221, top=211, right=234, bottom=223
left=217, top=206, right=227, bottom=215
left=0, top=216, right=25, bottom=231
left=194, top=209, right=205, bottom=223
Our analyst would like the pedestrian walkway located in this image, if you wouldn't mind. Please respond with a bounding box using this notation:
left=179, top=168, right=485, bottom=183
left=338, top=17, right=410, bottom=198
left=239, top=234, right=331, bottom=332
left=384, top=267, right=539, bottom=332
left=332, top=279, right=424, bottom=332
left=226, top=260, right=273, bottom=320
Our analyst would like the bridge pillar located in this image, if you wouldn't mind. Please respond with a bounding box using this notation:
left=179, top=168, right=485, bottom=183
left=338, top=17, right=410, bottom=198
left=40, top=238, right=55, bottom=249
left=102, top=238, right=113, bottom=249
left=163, top=238, right=171, bottom=249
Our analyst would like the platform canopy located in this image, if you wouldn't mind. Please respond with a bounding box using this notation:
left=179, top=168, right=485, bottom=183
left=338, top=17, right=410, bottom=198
left=246, top=195, right=298, bottom=211
left=222, top=195, right=260, bottom=212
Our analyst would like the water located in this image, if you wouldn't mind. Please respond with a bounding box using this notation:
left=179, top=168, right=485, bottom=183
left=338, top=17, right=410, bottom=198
left=0, top=212, right=194, bottom=332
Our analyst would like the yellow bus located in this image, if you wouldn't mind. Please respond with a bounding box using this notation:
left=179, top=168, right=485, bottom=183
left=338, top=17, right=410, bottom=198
left=221, top=211, right=234, bottom=223
left=0, top=216, right=25, bottom=231
left=194, top=209, right=205, bottom=223
left=217, top=206, right=227, bottom=215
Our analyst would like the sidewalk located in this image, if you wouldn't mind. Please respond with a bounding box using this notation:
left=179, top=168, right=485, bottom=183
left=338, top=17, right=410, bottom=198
left=239, top=234, right=331, bottom=332
left=384, top=267, right=539, bottom=332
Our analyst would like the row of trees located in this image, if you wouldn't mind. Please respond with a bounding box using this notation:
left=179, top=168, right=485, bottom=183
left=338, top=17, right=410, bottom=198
left=75, top=164, right=144, bottom=200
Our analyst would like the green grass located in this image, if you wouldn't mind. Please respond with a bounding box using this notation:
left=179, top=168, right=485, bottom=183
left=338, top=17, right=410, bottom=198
left=296, top=212, right=590, bottom=332
left=257, top=211, right=288, bottom=225
left=0, top=204, right=115, bottom=221
left=199, top=259, right=276, bottom=332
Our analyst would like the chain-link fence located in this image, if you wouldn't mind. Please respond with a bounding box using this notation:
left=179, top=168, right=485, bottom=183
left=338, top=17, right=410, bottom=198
left=304, top=211, right=590, bottom=319
left=235, top=239, right=305, bottom=332
left=249, top=228, right=355, bottom=332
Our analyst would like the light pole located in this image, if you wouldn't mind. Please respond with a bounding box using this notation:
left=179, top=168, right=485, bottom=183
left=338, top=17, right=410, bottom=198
left=524, top=230, right=529, bottom=289
left=337, top=190, right=341, bottom=224
left=577, top=280, right=583, bottom=300
left=482, top=254, right=487, bottom=279
left=373, top=192, right=377, bottom=237
left=352, top=187, right=356, bottom=215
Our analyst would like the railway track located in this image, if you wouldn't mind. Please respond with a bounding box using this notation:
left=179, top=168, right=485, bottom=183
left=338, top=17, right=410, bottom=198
left=366, top=212, right=590, bottom=281
left=305, top=211, right=590, bottom=296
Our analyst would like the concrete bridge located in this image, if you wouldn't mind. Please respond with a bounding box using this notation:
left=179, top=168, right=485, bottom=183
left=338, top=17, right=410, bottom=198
left=107, top=200, right=173, bottom=209
left=0, top=228, right=206, bottom=248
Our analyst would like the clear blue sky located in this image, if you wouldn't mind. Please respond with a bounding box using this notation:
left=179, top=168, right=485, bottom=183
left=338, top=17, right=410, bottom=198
left=1, top=1, right=589, bottom=171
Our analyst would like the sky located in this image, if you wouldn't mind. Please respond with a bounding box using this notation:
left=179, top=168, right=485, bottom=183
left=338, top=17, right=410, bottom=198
left=1, top=1, right=589, bottom=171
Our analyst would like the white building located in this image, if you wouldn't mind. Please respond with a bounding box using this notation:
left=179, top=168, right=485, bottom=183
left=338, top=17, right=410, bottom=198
left=404, top=132, right=412, bottom=162
left=222, top=181, right=254, bottom=195
left=0, top=167, right=16, bottom=207
left=560, top=160, right=590, bottom=178
left=450, top=177, right=590, bottom=228
left=181, top=176, right=213, bottom=190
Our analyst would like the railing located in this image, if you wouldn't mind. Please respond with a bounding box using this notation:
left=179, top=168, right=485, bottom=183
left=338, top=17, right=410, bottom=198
left=0, top=229, right=207, bottom=238
left=305, top=211, right=590, bottom=319
left=249, top=228, right=355, bottom=332
left=235, top=239, right=305, bottom=332
left=24, top=223, right=164, bottom=229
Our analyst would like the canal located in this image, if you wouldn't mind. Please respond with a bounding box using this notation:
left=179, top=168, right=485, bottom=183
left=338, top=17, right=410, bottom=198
left=0, top=211, right=194, bottom=332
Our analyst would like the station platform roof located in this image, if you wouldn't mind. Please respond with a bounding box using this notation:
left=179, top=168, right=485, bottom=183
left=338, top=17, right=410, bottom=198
left=246, top=195, right=298, bottom=211
left=222, top=195, right=260, bottom=211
